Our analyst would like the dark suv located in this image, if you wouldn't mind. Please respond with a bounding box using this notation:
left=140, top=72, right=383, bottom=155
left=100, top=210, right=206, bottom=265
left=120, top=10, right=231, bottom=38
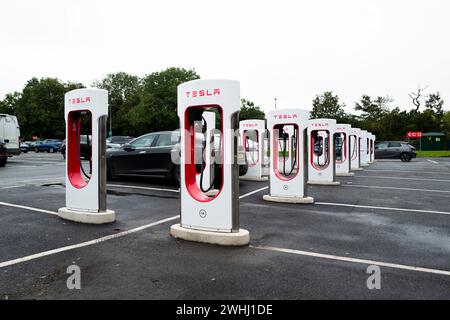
left=375, top=141, right=417, bottom=162
left=0, top=138, right=7, bottom=167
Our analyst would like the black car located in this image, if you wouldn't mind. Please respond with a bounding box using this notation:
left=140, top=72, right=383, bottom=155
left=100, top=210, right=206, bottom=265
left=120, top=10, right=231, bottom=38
left=60, top=136, right=92, bottom=160
left=106, top=131, right=248, bottom=184
left=0, top=138, right=7, bottom=167
left=375, top=141, right=417, bottom=162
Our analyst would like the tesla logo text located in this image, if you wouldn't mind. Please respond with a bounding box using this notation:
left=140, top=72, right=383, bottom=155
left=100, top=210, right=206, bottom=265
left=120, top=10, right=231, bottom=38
left=311, top=123, right=329, bottom=127
left=273, top=114, right=298, bottom=120
left=243, top=124, right=258, bottom=128
left=186, top=89, right=221, bottom=98
left=69, top=97, right=91, bottom=105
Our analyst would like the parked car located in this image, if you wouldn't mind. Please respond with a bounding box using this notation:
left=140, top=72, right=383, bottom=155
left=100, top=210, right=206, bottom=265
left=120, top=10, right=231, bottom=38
left=0, top=114, right=21, bottom=157
left=60, top=136, right=92, bottom=160
left=20, top=142, right=30, bottom=153
left=375, top=141, right=417, bottom=162
left=106, top=136, right=134, bottom=149
left=0, top=137, right=7, bottom=167
left=34, top=139, right=62, bottom=153
left=106, top=131, right=248, bottom=184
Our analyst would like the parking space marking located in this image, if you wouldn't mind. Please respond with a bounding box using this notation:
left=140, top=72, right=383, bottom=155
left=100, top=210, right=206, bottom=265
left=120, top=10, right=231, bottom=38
left=0, top=215, right=179, bottom=269
left=315, top=202, right=450, bottom=216
left=356, top=175, right=450, bottom=183
left=427, top=160, right=439, bottom=164
left=341, top=184, right=450, bottom=194
left=107, top=184, right=180, bottom=193
left=0, top=201, right=58, bottom=215
left=250, top=245, right=450, bottom=276
left=364, top=169, right=450, bottom=176
left=0, top=176, right=65, bottom=185
left=0, top=185, right=270, bottom=269
left=239, top=186, right=269, bottom=200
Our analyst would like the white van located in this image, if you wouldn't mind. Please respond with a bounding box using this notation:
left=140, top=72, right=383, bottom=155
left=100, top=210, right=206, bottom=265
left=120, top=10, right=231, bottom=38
left=0, top=114, right=21, bottom=156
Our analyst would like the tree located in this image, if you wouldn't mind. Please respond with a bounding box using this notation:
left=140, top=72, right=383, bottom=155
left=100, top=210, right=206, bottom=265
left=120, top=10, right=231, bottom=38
left=354, top=95, right=391, bottom=121
left=409, top=85, right=427, bottom=112
left=240, top=99, right=265, bottom=121
left=13, top=78, right=83, bottom=139
left=0, top=92, right=21, bottom=115
left=424, top=92, right=445, bottom=132
left=1, top=78, right=83, bottom=139
left=124, top=68, right=200, bottom=136
left=93, top=72, right=142, bottom=136
left=310, top=91, right=346, bottom=121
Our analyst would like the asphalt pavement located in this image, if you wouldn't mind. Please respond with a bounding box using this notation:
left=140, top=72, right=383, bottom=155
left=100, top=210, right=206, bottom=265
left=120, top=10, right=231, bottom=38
left=1, top=152, right=449, bottom=299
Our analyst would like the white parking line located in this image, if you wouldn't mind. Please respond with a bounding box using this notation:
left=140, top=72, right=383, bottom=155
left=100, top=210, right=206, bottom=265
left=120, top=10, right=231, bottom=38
left=364, top=169, right=450, bottom=176
left=315, top=202, right=450, bottom=216
left=427, top=159, right=439, bottom=164
left=356, top=175, right=450, bottom=183
left=0, top=215, right=179, bottom=269
left=0, top=185, right=271, bottom=269
left=251, top=245, right=450, bottom=276
left=107, top=184, right=180, bottom=193
left=239, top=186, right=269, bottom=199
left=341, top=184, right=450, bottom=194
left=0, top=201, right=58, bottom=215
left=1, top=176, right=65, bottom=184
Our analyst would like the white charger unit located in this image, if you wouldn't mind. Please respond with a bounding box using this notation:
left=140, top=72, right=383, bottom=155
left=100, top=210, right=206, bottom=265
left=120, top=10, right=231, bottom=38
left=308, top=119, right=340, bottom=185
left=263, top=109, right=313, bottom=204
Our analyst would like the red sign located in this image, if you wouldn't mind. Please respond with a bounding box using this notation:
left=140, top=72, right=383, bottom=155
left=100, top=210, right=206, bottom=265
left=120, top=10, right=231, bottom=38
left=406, top=131, right=422, bottom=138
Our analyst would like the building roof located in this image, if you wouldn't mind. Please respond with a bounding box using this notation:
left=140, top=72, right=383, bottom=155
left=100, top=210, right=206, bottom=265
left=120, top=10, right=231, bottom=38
left=422, top=132, right=446, bottom=137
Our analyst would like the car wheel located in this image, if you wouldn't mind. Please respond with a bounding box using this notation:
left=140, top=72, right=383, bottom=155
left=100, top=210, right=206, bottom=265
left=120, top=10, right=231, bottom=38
left=172, top=165, right=180, bottom=186
left=400, top=152, right=411, bottom=162
left=0, top=157, right=7, bottom=167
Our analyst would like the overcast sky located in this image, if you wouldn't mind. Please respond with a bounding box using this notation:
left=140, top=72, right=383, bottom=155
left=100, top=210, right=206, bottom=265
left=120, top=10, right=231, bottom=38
left=1, top=0, right=449, bottom=114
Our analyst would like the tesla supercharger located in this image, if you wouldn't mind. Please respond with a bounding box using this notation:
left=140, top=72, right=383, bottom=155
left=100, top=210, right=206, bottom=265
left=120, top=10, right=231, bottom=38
left=58, top=88, right=115, bottom=224
left=360, top=130, right=370, bottom=167
left=308, top=119, right=340, bottom=185
left=350, top=127, right=363, bottom=171
left=369, top=134, right=376, bottom=163
left=335, top=124, right=354, bottom=177
left=170, top=79, right=249, bottom=246
left=239, top=119, right=268, bottom=181
left=262, top=109, right=314, bottom=204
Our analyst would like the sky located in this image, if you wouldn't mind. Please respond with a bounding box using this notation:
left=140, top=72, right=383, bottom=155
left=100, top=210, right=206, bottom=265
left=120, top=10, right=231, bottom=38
left=1, top=0, right=449, bottom=114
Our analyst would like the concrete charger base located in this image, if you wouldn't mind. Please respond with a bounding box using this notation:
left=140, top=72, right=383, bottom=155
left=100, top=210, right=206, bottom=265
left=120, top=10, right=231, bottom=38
left=351, top=168, right=364, bottom=171
left=239, top=176, right=269, bottom=182
left=308, top=180, right=341, bottom=186
left=58, top=207, right=116, bottom=224
left=170, top=224, right=250, bottom=246
left=263, top=195, right=314, bottom=204
left=336, top=172, right=355, bottom=177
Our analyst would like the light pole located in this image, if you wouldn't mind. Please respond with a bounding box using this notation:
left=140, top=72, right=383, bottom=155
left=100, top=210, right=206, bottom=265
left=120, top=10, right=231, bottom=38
left=274, top=98, right=277, bottom=110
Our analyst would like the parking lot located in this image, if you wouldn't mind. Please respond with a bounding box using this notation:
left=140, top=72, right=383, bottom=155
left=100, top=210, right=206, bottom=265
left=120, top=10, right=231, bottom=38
left=1, top=152, right=450, bottom=299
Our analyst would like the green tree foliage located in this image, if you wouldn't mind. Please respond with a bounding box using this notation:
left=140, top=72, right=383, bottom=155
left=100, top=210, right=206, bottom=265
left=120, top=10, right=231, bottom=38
left=240, top=99, right=265, bottom=121
left=124, top=68, right=200, bottom=136
left=93, top=72, right=142, bottom=136
left=0, top=78, right=83, bottom=139
left=354, top=95, right=390, bottom=121
left=0, top=92, right=21, bottom=115
left=310, top=91, right=347, bottom=122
